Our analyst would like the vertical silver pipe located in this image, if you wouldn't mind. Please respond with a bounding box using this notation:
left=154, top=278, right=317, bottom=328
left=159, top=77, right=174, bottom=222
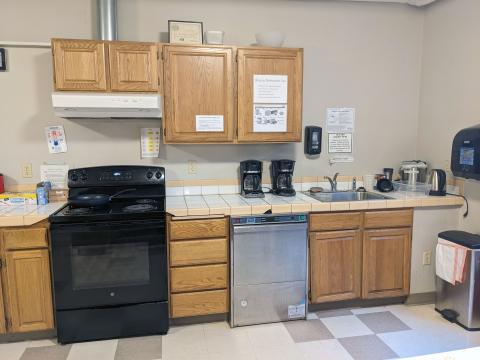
left=97, top=0, right=117, bottom=41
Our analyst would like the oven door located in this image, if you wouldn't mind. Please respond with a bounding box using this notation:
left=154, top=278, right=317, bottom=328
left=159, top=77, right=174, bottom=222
left=50, top=220, right=167, bottom=310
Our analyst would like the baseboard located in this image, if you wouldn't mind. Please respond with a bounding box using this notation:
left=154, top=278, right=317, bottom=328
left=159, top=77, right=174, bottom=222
left=170, top=313, right=228, bottom=326
left=0, top=329, right=56, bottom=344
left=308, top=297, right=407, bottom=312
left=405, top=292, right=436, bottom=305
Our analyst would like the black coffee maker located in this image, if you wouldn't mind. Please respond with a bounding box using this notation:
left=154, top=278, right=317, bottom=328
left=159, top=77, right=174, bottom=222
left=271, top=159, right=296, bottom=197
left=240, top=160, right=264, bottom=198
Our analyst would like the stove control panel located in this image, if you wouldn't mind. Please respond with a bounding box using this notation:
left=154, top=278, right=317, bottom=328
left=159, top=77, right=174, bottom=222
left=68, top=166, right=165, bottom=187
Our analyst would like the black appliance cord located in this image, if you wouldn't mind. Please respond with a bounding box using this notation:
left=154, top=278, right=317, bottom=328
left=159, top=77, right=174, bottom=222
left=446, top=193, right=469, bottom=218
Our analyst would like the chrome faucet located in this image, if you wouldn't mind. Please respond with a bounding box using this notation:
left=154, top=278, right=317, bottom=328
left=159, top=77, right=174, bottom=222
left=325, top=173, right=339, bottom=192
left=352, top=177, right=357, bottom=191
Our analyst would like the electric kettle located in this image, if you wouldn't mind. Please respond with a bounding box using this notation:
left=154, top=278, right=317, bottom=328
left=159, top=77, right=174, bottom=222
left=428, top=169, right=446, bottom=196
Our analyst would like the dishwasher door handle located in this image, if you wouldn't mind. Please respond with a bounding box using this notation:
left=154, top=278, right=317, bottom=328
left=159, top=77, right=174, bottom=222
left=233, top=223, right=307, bottom=234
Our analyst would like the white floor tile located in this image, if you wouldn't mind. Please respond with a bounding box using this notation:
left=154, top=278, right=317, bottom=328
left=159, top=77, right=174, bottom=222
left=320, top=315, right=374, bottom=338
left=306, top=313, right=319, bottom=320
left=298, top=339, right=354, bottom=360
left=162, top=324, right=208, bottom=358
left=350, top=306, right=389, bottom=315
left=246, top=322, right=295, bottom=350
left=0, top=341, right=29, bottom=360
left=67, top=339, right=117, bottom=360
left=254, top=344, right=306, bottom=360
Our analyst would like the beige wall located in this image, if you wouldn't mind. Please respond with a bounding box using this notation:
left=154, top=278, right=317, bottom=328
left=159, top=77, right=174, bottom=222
left=0, top=0, right=424, bottom=185
left=417, top=0, right=480, bottom=232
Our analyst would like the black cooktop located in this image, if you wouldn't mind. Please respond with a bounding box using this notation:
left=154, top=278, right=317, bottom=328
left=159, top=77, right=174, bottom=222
left=49, top=165, right=166, bottom=224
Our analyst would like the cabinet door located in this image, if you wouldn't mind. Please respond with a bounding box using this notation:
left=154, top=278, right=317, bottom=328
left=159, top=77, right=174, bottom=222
left=362, top=228, right=412, bottom=299
left=237, top=48, right=303, bottom=143
left=108, top=42, right=159, bottom=92
left=310, top=230, right=361, bottom=303
left=4, top=249, right=54, bottom=332
left=163, top=45, right=235, bottom=143
left=0, top=272, right=5, bottom=334
left=52, top=39, right=107, bottom=91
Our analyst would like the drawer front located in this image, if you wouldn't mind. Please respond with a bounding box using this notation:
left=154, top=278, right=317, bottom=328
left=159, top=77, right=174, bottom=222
left=364, top=209, right=413, bottom=229
left=3, top=228, right=48, bottom=250
left=170, top=264, right=228, bottom=293
left=310, top=212, right=362, bottom=231
left=171, top=289, right=228, bottom=318
left=170, top=238, right=227, bottom=266
left=170, top=218, right=227, bottom=240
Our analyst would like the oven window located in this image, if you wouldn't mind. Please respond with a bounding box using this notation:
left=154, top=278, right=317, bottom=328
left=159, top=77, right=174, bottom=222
left=71, top=242, right=150, bottom=290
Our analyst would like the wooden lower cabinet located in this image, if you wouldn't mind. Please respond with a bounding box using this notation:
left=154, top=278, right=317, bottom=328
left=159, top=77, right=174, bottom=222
left=0, top=278, right=5, bottom=334
left=310, top=230, right=362, bottom=303
left=309, top=209, right=413, bottom=304
left=168, top=216, right=229, bottom=318
left=0, top=223, right=54, bottom=334
left=171, top=290, right=228, bottom=318
left=362, top=228, right=412, bottom=299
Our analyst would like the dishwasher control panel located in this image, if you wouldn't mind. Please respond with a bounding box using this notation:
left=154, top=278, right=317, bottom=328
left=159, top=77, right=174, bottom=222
left=231, top=214, right=307, bottom=225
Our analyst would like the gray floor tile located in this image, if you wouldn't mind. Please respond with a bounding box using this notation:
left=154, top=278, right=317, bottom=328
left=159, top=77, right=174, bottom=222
left=114, top=336, right=162, bottom=360
left=357, top=311, right=411, bottom=334
left=283, top=319, right=334, bottom=343
left=315, top=308, right=354, bottom=319
left=19, top=344, right=72, bottom=360
left=339, top=335, right=398, bottom=360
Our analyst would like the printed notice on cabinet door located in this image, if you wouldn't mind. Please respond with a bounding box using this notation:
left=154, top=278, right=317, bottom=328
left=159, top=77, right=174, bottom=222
left=327, top=108, right=355, bottom=133
left=45, top=126, right=68, bottom=154
left=141, top=128, right=160, bottom=158
left=253, top=75, right=288, bottom=103
left=253, top=104, right=287, bottom=132
left=195, top=115, right=224, bottom=132
left=328, top=133, right=353, bottom=153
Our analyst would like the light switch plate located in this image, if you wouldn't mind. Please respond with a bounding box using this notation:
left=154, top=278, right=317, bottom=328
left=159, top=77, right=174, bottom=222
left=422, top=251, right=431, bottom=265
left=22, top=163, right=33, bottom=178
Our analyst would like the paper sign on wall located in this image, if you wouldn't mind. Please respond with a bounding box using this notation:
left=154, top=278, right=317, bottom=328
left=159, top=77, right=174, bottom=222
left=328, top=133, right=353, bottom=153
left=141, top=128, right=160, bottom=158
left=253, top=104, right=287, bottom=132
left=45, top=126, right=68, bottom=154
left=196, top=115, right=224, bottom=132
left=40, top=164, right=69, bottom=189
left=253, top=75, right=288, bottom=104
left=327, top=108, right=355, bottom=133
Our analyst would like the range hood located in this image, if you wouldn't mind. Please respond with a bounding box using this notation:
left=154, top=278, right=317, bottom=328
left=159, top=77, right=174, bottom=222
left=52, top=92, right=162, bottom=119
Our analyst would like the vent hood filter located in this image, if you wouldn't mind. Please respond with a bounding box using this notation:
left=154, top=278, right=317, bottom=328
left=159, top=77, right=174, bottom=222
left=52, top=93, right=162, bottom=119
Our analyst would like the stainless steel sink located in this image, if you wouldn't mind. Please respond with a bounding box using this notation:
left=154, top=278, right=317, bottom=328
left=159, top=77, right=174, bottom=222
left=303, top=191, right=393, bottom=202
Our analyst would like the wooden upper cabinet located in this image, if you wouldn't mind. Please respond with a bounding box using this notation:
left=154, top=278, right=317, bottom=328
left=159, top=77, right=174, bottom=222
left=163, top=45, right=235, bottom=143
left=52, top=39, right=107, bottom=91
left=237, top=47, right=303, bottom=143
left=362, top=228, right=412, bottom=299
left=3, top=249, right=54, bottom=333
left=310, top=230, right=362, bottom=304
left=108, top=42, right=159, bottom=92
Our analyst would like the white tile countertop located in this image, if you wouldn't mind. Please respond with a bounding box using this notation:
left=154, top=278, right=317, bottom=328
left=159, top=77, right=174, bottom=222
left=0, top=203, right=65, bottom=227
left=166, top=192, right=464, bottom=217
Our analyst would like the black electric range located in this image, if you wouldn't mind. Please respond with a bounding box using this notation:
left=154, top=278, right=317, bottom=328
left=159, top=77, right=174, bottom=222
left=49, top=166, right=169, bottom=343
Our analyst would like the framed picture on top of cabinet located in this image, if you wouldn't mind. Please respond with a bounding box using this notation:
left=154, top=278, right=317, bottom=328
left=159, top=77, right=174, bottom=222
left=168, top=20, right=203, bottom=45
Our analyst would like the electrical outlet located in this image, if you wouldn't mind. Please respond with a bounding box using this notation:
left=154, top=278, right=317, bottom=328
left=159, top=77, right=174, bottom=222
left=422, top=251, right=432, bottom=266
left=22, top=163, right=33, bottom=178
left=187, top=160, right=197, bottom=175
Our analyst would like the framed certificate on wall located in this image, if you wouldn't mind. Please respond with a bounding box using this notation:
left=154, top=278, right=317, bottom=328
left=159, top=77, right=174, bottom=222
left=168, top=20, right=203, bottom=45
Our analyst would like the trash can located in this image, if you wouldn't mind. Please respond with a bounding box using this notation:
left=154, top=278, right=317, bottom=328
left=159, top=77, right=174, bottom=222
left=435, top=230, right=480, bottom=330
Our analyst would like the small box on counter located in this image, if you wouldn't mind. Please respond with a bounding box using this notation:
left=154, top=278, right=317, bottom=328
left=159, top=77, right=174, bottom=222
left=0, top=192, right=37, bottom=205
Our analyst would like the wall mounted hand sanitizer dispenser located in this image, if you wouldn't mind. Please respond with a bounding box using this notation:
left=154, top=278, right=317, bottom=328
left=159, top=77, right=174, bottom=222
left=451, top=125, right=480, bottom=180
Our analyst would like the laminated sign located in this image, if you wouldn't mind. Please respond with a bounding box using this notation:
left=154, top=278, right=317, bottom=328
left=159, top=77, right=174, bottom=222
left=253, top=75, right=288, bottom=133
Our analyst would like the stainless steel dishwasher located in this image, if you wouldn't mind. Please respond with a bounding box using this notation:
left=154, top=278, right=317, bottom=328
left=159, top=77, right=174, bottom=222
left=230, top=214, right=308, bottom=327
